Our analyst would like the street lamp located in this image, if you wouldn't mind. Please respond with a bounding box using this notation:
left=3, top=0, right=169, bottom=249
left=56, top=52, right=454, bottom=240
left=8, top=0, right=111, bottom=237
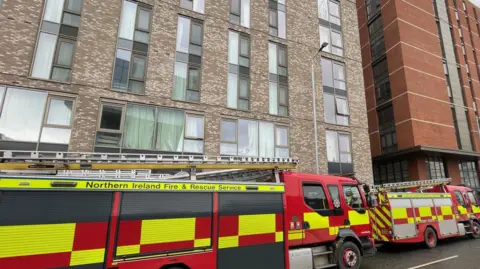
left=311, top=42, right=329, bottom=174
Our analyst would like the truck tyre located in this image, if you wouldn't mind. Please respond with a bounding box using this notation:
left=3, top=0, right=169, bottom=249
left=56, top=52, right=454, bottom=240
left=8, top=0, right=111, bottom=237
left=423, top=227, right=437, bottom=248
left=336, top=241, right=362, bottom=269
left=468, top=221, right=480, bottom=239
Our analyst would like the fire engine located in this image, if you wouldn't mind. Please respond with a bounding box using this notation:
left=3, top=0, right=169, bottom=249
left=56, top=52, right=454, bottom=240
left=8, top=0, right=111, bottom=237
left=367, top=178, right=480, bottom=248
left=0, top=150, right=375, bottom=269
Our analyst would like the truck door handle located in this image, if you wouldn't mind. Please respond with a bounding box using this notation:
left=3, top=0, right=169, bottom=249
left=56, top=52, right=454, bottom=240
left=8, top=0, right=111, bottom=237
left=303, top=221, right=310, bottom=229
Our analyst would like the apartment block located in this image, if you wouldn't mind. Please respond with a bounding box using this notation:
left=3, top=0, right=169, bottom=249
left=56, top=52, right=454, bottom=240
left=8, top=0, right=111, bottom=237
left=0, top=0, right=372, bottom=182
left=357, top=0, right=480, bottom=191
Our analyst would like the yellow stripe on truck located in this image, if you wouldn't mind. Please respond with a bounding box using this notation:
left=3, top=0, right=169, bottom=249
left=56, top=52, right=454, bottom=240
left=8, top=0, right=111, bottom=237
left=141, top=218, right=195, bottom=245
left=70, top=248, right=105, bottom=266
left=304, top=212, right=329, bottom=229
left=348, top=210, right=370, bottom=226
left=238, top=214, right=276, bottom=236
left=0, top=223, right=75, bottom=258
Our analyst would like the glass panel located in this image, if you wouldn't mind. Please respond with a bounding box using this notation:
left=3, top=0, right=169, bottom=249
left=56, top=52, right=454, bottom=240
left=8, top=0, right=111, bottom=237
left=279, top=106, right=288, bottom=116
left=65, top=0, right=83, bottom=13
left=321, top=58, right=333, bottom=87
left=303, top=185, right=328, bottom=210
left=123, top=104, right=155, bottom=149
left=156, top=109, right=185, bottom=152
left=239, top=78, right=248, bottom=98
left=240, top=37, right=249, bottom=56
left=221, top=143, right=238, bottom=155
left=332, top=31, right=343, bottom=47
left=259, top=122, right=274, bottom=158
left=269, top=10, right=277, bottom=27
left=319, top=26, right=331, bottom=52
left=278, top=67, right=287, bottom=76
left=339, top=134, right=351, bottom=153
left=269, top=82, right=278, bottom=115
left=221, top=120, right=236, bottom=142
left=278, top=10, right=286, bottom=38
left=32, top=32, right=57, bottom=79
left=191, top=23, right=202, bottom=44
left=118, top=0, right=137, bottom=40
left=231, top=0, right=240, bottom=15
left=40, top=127, right=71, bottom=144
left=227, top=73, right=238, bottom=108
left=335, top=97, right=348, bottom=115
left=241, top=0, right=250, bottom=28
left=189, top=44, right=202, bottom=55
left=239, top=99, right=249, bottom=110
left=276, top=127, right=288, bottom=147
left=228, top=31, right=239, bottom=65
left=100, top=105, right=123, bottom=130
left=278, top=48, right=286, bottom=66
left=318, top=0, right=328, bottom=20
left=335, top=81, right=346, bottom=90
left=112, top=49, right=132, bottom=90
left=176, top=17, right=190, bottom=53
left=41, top=21, right=60, bottom=34
left=62, top=13, right=81, bottom=27
left=268, top=43, right=277, bottom=74
left=134, top=30, right=149, bottom=44
left=56, top=41, right=74, bottom=66
left=333, top=63, right=345, bottom=80
left=239, top=57, right=249, bottom=67
left=184, top=139, right=204, bottom=153
left=188, top=68, right=200, bottom=90
left=137, top=9, right=150, bottom=31
left=186, top=115, right=204, bottom=138
left=275, top=148, right=289, bottom=158
left=96, top=132, right=121, bottom=147
left=44, top=0, right=65, bottom=23
left=279, top=85, right=287, bottom=104
left=172, top=61, right=188, bottom=100
left=180, top=0, right=193, bottom=10
left=329, top=1, right=339, bottom=17
left=51, top=67, right=71, bottom=82
left=128, top=80, right=144, bottom=94
left=186, top=90, right=200, bottom=102
left=47, top=99, right=73, bottom=126
left=238, top=119, right=258, bottom=156
left=324, top=94, right=335, bottom=124
left=131, top=56, right=146, bottom=80
left=193, top=0, right=205, bottom=13
left=0, top=88, right=48, bottom=142
left=326, top=130, right=339, bottom=162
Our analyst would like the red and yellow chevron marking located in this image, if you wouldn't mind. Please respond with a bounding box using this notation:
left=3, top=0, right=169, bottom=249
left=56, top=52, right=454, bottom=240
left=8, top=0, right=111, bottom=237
left=0, top=222, right=108, bottom=268
left=218, top=213, right=283, bottom=249
left=116, top=216, right=212, bottom=256
left=369, top=205, right=391, bottom=242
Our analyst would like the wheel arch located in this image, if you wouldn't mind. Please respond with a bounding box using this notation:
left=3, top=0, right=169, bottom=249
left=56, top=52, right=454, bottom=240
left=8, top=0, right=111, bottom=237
left=336, top=228, right=363, bottom=255
left=160, top=263, right=190, bottom=269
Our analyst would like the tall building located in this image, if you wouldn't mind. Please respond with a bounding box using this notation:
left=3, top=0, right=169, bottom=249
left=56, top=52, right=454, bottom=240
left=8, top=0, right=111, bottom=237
left=0, top=0, right=372, bottom=182
left=357, top=0, right=480, bottom=190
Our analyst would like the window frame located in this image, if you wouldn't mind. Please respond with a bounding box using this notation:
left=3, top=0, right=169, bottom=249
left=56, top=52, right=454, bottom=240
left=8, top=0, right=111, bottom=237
left=426, top=156, right=447, bottom=179
left=459, top=161, right=480, bottom=190
left=322, top=59, right=349, bottom=126
left=42, top=96, right=75, bottom=129
left=342, top=184, right=366, bottom=210
left=228, top=31, right=251, bottom=110
left=454, top=190, right=466, bottom=206
left=326, top=130, right=353, bottom=175
left=184, top=113, right=205, bottom=140
left=97, top=102, right=126, bottom=134
left=302, top=183, right=331, bottom=211
left=268, top=0, right=286, bottom=39
left=269, top=42, right=289, bottom=116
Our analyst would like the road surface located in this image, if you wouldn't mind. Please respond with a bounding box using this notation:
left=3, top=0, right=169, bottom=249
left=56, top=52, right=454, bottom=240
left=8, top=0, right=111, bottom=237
left=361, top=237, right=480, bottom=269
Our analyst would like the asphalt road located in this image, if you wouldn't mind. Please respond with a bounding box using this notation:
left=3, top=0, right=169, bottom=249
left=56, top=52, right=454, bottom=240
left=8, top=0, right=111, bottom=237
left=360, top=236, right=480, bottom=269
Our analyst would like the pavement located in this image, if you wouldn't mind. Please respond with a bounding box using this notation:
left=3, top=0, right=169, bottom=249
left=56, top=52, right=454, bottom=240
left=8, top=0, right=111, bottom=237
left=360, top=237, right=480, bottom=269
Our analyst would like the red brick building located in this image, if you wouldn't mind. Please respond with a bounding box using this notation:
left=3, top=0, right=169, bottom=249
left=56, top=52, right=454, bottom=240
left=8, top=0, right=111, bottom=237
left=357, top=0, right=480, bottom=192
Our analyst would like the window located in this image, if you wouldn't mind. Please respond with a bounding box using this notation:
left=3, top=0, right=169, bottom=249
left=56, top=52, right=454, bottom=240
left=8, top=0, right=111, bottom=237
left=373, top=58, right=389, bottom=82
left=322, top=58, right=349, bottom=125
left=96, top=103, right=204, bottom=153
left=227, top=31, right=250, bottom=110
left=375, top=79, right=391, bottom=103
left=426, top=156, right=446, bottom=179
left=365, top=0, right=381, bottom=20
left=326, top=130, right=353, bottom=175
left=269, top=42, right=289, bottom=116
left=0, top=87, right=74, bottom=148
left=112, top=1, right=151, bottom=94
left=268, top=0, right=286, bottom=39
left=318, top=0, right=340, bottom=25
left=220, top=118, right=289, bottom=158
left=303, top=184, right=328, bottom=210
left=319, top=26, right=343, bottom=57
left=454, top=191, right=466, bottom=206
left=342, top=185, right=365, bottom=209
left=373, top=160, right=409, bottom=185
left=180, top=0, right=204, bottom=13
left=368, top=16, right=385, bottom=62
left=318, top=0, right=342, bottom=56
left=173, top=16, right=204, bottom=102
left=467, top=192, right=478, bottom=205
left=230, top=0, right=250, bottom=28
left=377, top=105, right=397, bottom=153
left=459, top=161, right=480, bottom=190
left=328, top=185, right=340, bottom=207
left=31, top=0, right=84, bottom=82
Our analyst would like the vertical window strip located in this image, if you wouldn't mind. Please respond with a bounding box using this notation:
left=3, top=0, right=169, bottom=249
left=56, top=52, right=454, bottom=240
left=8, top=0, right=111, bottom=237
left=180, top=0, right=204, bottom=14
left=318, top=0, right=342, bottom=56
left=112, top=0, right=151, bottom=94
left=326, top=130, right=352, bottom=175
left=173, top=16, right=204, bottom=102
left=230, top=0, right=250, bottom=28
left=322, top=58, right=349, bottom=125
left=227, top=31, right=250, bottom=110
left=32, top=0, right=84, bottom=82
left=268, top=0, right=286, bottom=39
left=268, top=42, right=288, bottom=116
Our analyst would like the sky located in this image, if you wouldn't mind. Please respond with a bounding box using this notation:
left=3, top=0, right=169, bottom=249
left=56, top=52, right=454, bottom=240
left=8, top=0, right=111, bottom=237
left=470, top=0, right=480, bottom=8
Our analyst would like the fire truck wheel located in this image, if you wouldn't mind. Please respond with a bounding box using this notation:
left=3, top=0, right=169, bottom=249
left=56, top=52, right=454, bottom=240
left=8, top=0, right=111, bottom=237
left=423, top=227, right=437, bottom=248
left=337, top=241, right=362, bottom=269
left=469, top=222, right=480, bottom=239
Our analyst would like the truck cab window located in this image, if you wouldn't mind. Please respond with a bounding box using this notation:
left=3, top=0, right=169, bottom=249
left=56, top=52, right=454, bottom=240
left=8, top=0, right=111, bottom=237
left=454, top=191, right=466, bottom=206
left=467, top=192, right=478, bottom=205
left=303, top=184, right=328, bottom=210
left=328, top=185, right=340, bottom=208
left=343, top=185, right=365, bottom=209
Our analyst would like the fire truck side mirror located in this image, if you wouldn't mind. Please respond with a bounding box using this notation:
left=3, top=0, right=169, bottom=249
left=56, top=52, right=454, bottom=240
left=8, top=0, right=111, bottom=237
left=366, top=194, right=378, bottom=208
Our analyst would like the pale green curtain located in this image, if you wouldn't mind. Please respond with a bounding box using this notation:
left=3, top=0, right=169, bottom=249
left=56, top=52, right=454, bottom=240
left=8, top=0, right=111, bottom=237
left=172, top=62, right=187, bottom=100
left=259, top=122, right=274, bottom=158
left=123, top=104, right=155, bottom=149
left=156, top=109, right=184, bottom=152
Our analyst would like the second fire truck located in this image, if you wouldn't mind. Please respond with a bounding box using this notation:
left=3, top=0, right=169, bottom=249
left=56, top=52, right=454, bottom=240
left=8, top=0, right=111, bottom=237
left=0, top=150, right=375, bottom=269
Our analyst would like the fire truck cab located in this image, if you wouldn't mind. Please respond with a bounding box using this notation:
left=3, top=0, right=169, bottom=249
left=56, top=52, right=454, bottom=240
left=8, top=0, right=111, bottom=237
left=281, top=172, right=375, bottom=269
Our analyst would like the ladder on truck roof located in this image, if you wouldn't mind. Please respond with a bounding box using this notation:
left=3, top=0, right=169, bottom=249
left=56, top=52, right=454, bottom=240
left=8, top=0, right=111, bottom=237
left=372, top=178, right=451, bottom=192
left=0, top=150, right=299, bottom=183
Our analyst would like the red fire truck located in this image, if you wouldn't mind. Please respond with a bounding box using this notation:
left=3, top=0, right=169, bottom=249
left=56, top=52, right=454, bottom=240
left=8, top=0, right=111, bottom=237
left=0, top=151, right=375, bottom=269
left=368, top=178, right=480, bottom=248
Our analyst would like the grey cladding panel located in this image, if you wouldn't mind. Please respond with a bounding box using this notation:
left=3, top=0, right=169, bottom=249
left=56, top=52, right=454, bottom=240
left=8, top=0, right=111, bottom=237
left=0, top=191, right=113, bottom=225
left=218, top=243, right=285, bottom=269
left=219, top=193, right=283, bottom=216
left=120, top=192, right=213, bottom=220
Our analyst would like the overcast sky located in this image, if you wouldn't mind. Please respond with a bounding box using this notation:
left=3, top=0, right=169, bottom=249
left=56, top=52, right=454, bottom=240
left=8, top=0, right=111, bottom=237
left=470, top=0, right=480, bottom=7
